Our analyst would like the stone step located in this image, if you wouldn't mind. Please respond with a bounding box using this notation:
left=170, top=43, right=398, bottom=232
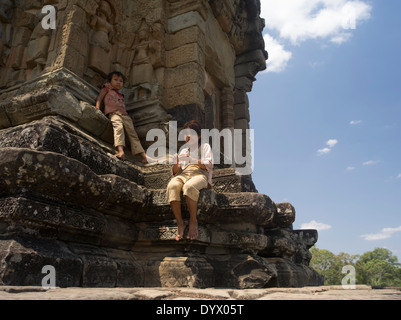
left=0, top=116, right=256, bottom=193
left=0, top=147, right=279, bottom=228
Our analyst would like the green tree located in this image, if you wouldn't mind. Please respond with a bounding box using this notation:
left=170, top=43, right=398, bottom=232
left=310, top=247, right=358, bottom=285
left=355, top=248, right=401, bottom=287
left=310, top=247, right=401, bottom=287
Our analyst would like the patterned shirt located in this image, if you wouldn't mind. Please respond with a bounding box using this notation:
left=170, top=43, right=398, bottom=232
left=101, top=83, right=128, bottom=116
left=175, top=143, right=214, bottom=186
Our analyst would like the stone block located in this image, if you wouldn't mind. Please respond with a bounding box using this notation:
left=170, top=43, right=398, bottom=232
left=158, top=256, right=214, bottom=288
left=5, top=85, right=82, bottom=126
left=69, top=4, right=89, bottom=29
left=211, top=168, right=257, bottom=193
left=0, top=197, right=105, bottom=244
left=168, top=0, right=209, bottom=20
left=0, top=117, right=142, bottom=182
left=0, top=104, right=12, bottom=129
left=12, top=8, right=36, bottom=28
left=0, top=237, right=82, bottom=287
left=259, top=229, right=297, bottom=259
left=69, top=245, right=118, bottom=287
left=234, top=90, right=249, bottom=105
left=6, top=45, right=25, bottom=69
left=62, top=46, right=86, bottom=78
left=208, top=254, right=277, bottom=289
left=164, top=82, right=204, bottom=109
left=274, top=202, right=296, bottom=228
left=235, top=76, right=253, bottom=92
left=98, top=174, right=149, bottom=220
left=165, top=26, right=205, bottom=51
left=234, top=102, right=250, bottom=121
left=166, top=43, right=205, bottom=68
left=164, top=62, right=204, bottom=89
left=197, top=191, right=277, bottom=227
left=0, top=147, right=109, bottom=202
left=167, top=11, right=206, bottom=34
left=66, top=24, right=88, bottom=57
left=166, top=103, right=205, bottom=128
left=104, top=249, right=144, bottom=287
left=234, top=118, right=249, bottom=131
left=11, top=27, right=32, bottom=47
left=234, top=61, right=260, bottom=79
left=236, top=49, right=267, bottom=69
left=0, top=148, right=153, bottom=221
left=262, top=258, right=324, bottom=287
left=77, top=101, right=109, bottom=137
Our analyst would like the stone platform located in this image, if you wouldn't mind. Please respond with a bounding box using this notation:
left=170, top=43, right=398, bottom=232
left=0, top=114, right=323, bottom=288
left=1, top=285, right=400, bottom=300
left=1, top=1, right=323, bottom=289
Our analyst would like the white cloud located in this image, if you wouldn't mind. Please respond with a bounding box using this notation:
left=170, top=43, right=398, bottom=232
left=345, top=166, right=355, bottom=172
left=396, top=174, right=401, bottom=179
left=361, top=226, right=401, bottom=241
left=330, top=33, right=352, bottom=44
left=263, top=33, right=292, bottom=73
left=350, top=120, right=363, bottom=125
left=317, top=147, right=331, bottom=156
left=326, top=139, right=338, bottom=148
left=363, top=160, right=379, bottom=166
left=260, top=0, right=372, bottom=44
left=317, top=139, right=338, bottom=155
left=301, top=220, right=332, bottom=231
left=260, top=0, right=372, bottom=73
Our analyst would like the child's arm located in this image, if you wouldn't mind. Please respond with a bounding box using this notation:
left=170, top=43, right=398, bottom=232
left=95, top=87, right=108, bottom=109
left=172, top=153, right=180, bottom=175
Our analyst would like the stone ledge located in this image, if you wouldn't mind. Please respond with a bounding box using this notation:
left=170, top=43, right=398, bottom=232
left=1, top=285, right=400, bottom=301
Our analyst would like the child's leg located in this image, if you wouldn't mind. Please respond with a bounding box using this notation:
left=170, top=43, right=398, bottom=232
left=167, top=175, right=186, bottom=240
left=116, top=145, right=124, bottom=159
left=170, top=201, right=185, bottom=241
left=121, top=115, right=146, bottom=162
left=185, top=196, right=198, bottom=240
left=182, top=174, right=208, bottom=241
left=109, top=114, right=126, bottom=159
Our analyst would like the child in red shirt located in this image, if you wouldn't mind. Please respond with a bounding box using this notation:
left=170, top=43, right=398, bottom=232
left=95, top=71, right=148, bottom=163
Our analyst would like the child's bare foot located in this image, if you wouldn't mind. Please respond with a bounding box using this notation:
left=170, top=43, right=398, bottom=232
left=187, top=219, right=198, bottom=240
left=176, top=222, right=185, bottom=241
left=115, top=152, right=124, bottom=160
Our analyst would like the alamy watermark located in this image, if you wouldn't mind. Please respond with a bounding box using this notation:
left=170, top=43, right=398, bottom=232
left=145, top=121, right=254, bottom=176
left=41, top=5, right=56, bottom=30
left=41, top=265, right=56, bottom=289
left=341, top=265, right=356, bottom=289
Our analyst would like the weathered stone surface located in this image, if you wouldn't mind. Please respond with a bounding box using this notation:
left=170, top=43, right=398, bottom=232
left=208, top=254, right=277, bottom=289
left=274, top=202, right=296, bottom=228
left=263, top=258, right=324, bottom=288
left=1, top=285, right=399, bottom=300
left=0, top=237, right=82, bottom=287
left=158, top=256, right=215, bottom=288
left=0, top=0, right=324, bottom=289
left=0, top=117, right=141, bottom=182
left=3, top=85, right=82, bottom=126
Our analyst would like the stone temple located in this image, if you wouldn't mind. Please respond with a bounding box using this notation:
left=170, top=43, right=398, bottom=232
left=0, top=0, right=323, bottom=288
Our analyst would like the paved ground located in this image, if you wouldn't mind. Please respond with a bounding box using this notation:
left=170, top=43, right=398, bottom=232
left=1, top=285, right=400, bottom=300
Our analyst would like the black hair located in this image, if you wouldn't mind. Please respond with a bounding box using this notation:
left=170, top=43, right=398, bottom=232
left=107, top=71, right=126, bottom=84
left=183, top=120, right=202, bottom=146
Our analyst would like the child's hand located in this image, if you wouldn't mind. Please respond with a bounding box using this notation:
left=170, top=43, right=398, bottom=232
left=179, top=153, right=199, bottom=164
left=173, top=153, right=179, bottom=164
left=178, top=153, right=190, bottom=162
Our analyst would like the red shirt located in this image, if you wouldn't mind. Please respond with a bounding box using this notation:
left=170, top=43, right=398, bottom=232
left=101, top=83, right=128, bottom=115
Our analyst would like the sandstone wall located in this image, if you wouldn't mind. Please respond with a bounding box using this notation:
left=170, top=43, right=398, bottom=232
left=0, top=1, right=323, bottom=288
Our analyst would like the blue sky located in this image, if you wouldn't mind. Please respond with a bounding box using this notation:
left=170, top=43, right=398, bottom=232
left=250, top=0, right=401, bottom=260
